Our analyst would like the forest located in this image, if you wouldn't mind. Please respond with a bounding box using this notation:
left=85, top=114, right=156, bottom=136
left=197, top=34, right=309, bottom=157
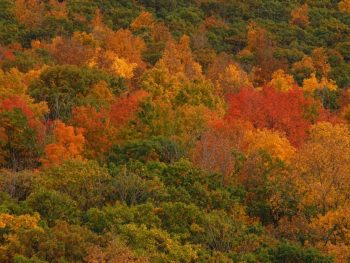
left=2, top=0, right=350, bottom=262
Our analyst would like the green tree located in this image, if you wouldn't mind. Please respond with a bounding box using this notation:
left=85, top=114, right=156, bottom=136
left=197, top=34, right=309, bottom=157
left=27, top=189, right=80, bottom=226
left=29, top=65, right=124, bottom=120
left=38, top=160, right=112, bottom=210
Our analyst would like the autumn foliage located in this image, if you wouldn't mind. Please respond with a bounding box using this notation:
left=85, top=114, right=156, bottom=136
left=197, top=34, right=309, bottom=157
left=40, top=121, right=85, bottom=167
left=226, top=87, right=315, bottom=146
left=109, top=90, right=148, bottom=128
left=2, top=0, right=350, bottom=262
left=72, top=106, right=116, bottom=159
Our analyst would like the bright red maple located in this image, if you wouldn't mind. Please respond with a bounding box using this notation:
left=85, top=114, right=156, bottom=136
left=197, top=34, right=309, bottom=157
left=226, top=87, right=315, bottom=146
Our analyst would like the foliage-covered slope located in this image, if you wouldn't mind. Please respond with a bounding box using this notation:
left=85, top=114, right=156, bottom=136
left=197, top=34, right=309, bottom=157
left=2, top=0, right=350, bottom=262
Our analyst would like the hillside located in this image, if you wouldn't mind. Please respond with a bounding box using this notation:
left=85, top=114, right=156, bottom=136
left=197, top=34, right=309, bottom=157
left=1, top=0, right=350, bottom=262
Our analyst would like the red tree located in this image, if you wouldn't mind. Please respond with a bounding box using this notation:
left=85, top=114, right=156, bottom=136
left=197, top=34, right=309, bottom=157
left=109, top=90, right=148, bottom=128
left=0, top=96, right=45, bottom=169
left=227, top=87, right=315, bottom=146
left=1, top=96, right=44, bottom=139
left=71, top=106, right=116, bottom=159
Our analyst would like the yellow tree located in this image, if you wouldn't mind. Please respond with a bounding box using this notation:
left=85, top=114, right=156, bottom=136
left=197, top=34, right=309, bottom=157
left=0, top=68, right=26, bottom=97
left=217, top=64, right=253, bottom=95
left=297, top=49, right=336, bottom=96
left=302, top=73, right=337, bottom=93
left=141, top=62, right=183, bottom=100
left=293, top=48, right=330, bottom=82
left=89, top=49, right=137, bottom=79
left=0, top=213, right=41, bottom=262
left=0, top=213, right=40, bottom=230
left=268, top=69, right=297, bottom=92
left=292, top=55, right=315, bottom=73
left=0, top=68, right=48, bottom=116
left=294, top=122, right=350, bottom=214
left=310, top=207, right=350, bottom=262
left=244, top=128, right=296, bottom=163
left=158, top=35, right=203, bottom=81
left=105, top=29, right=146, bottom=70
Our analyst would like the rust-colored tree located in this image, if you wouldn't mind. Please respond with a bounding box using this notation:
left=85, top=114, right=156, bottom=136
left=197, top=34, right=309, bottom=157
left=109, top=90, right=148, bottom=129
left=339, top=0, right=350, bottom=13
left=105, top=29, right=146, bottom=70
left=192, top=120, right=252, bottom=186
left=241, top=23, right=287, bottom=86
left=71, top=106, right=116, bottom=159
left=43, top=33, right=96, bottom=66
left=290, top=4, right=310, bottom=28
left=40, top=121, right=85, bottom=167
left=14, top=0, right=45, bottom=29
